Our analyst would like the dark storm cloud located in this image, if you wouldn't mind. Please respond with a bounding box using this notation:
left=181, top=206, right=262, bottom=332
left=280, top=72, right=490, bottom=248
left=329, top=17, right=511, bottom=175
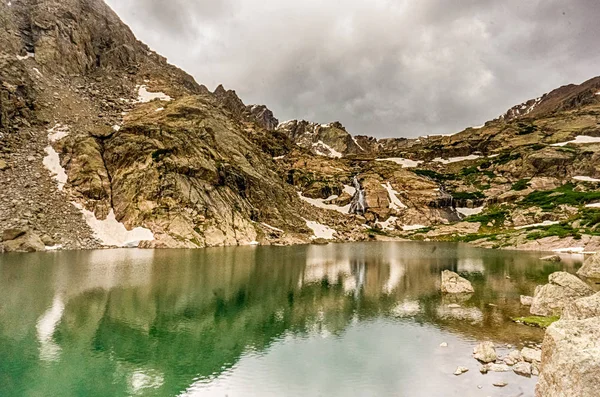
left=106, top=0, right=600, bottom=138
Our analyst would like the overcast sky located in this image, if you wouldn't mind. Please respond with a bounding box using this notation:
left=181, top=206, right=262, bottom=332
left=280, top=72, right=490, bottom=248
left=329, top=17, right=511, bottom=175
left=105, top=0, right=600, bottom=138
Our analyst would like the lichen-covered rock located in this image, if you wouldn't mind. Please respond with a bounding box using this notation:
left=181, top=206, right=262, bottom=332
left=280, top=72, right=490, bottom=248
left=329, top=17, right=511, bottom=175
left=473, top=341, right=497, bottom=363
left=530, top=272, right=593, bottom=316
left=441, top=270, right=474, bottom=294
left=536, top=318, right=600, bottom=397
left=562, top=292, right=600, bottom=320
left=577, top=252, right=600, bottom=279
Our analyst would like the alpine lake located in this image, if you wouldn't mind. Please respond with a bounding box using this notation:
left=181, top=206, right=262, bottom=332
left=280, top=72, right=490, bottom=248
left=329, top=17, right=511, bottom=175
left=0, top=242, right=584, bottom=396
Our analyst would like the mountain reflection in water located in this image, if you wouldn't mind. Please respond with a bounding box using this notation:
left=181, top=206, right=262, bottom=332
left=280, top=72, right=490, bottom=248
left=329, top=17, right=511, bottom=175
left=0, top=242, right=582, bottom=397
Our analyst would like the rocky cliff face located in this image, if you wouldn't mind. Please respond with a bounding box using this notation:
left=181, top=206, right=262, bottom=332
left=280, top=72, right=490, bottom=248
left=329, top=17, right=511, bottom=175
left=2, top=0, right=600, bottom=251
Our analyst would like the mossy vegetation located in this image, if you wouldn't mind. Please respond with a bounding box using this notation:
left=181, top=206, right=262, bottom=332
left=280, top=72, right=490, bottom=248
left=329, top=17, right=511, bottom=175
left=512, top=315, right=560, bottom=328
left=511, top=179, right=531, bottom=191
left=526, top=222, right=582, bottom=240
left=464, top=207, right=509, bottom=227
left=452, top=191, right=485, bottom=200
left=413, top=169, right=455, bottom=181
left=521, top=183, right=600, bottom=211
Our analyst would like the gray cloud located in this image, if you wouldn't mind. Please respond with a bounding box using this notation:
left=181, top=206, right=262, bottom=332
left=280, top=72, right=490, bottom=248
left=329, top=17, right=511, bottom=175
left=106, top=0, right=600, bottom=138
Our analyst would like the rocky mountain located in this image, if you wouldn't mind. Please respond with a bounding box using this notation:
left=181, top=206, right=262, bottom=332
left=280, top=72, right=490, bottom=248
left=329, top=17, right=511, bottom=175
left=1, top=0, right=600, bottom=253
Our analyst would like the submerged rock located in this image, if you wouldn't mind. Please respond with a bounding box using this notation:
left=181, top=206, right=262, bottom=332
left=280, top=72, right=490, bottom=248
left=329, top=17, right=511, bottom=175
left=577, top=252, right=600, bottom=279
left=536, top=317, right=600, bottom=397
left=540, top=254, right=561, bottom=262
left=503, top=350, right=523, bottom=366
left=473, top=341, right=497, bottom=363
left=521, top=347, right=542, bottom=363
left=440, top=270, right=474, bottom=294
left=530, top=272, right=593, bottom=316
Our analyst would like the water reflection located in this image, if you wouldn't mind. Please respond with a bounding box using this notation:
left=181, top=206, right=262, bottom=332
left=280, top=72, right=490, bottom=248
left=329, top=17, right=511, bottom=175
left=0, top=242, right=583, bottom=397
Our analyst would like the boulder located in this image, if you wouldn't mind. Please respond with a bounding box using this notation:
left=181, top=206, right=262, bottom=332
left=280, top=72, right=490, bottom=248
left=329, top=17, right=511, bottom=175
left=530, top=272, right=593, bottom=316
left=513, top=361, right=532, bottom=377
left=536, top=318, right=600, bottom=397
left=520, top=295, right=533, bottom=306
left=521, top=347, right=542, bottom=363
left=503, top=350, right=523, bottom=366
left=562, top=292, right=600, bottom=320
left=473, top=341, right=497, bottom=363
left=1, top=232, right=46, bottom=252
left=440, top=270, right=474, bottom=294
left=1, top=227, right=27, bottom=242
left=577, top=252, right=600, bottom=279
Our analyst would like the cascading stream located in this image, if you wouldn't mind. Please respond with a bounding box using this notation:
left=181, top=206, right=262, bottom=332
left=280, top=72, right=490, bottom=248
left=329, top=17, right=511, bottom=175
left=349, top=176, right=367, bottom=215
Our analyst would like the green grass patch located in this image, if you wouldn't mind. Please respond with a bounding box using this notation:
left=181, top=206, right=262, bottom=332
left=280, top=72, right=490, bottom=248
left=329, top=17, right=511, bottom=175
left=464, top=208, right=509, bottom=227
left=521, top=183, right=600, bottom=211
left=413, top=169, right=456, bottom=181
left=526, top=222, right=582, bottom=240
left=512, top=179, right=531, bottom=191
left=512, top=315, right=560, bottom=328
left=579, top=208, right=600, bottom=228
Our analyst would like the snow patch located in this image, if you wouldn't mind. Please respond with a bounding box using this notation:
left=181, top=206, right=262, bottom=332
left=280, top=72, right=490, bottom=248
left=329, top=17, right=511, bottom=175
left=45, top=244, right=63, bottom=251
left=155, top=107, right=164, bottom=112
left=72, top=204, right=154, bottom=247
left=32, top=68, right=43, bottom=78
left=402, top=224, right=427, bottom=231
left=273, top=155, right=285, bottom=160
left=343, top=184, right=356, bottom=196
left=471, top=124, right=485, bottom=129
left=305, top=220, right=336, bottom=240
left=514, top=220, right=560, bottom=230
left=136, top=85, right=172, bottom=103
left=351, top=136, right=364, bottom=151
left=552, top=247, right=586, bottom=254
left=313, top=140, right=343, bottom=158
left=456, top=207, right=484, bottom=217
left=433, top=154, right=481, bottom=164
left=47, top=124, right=69, bottom=142
left=382, top=182, right=407, bottom=209
left=16, top=52, right=34, bottom=60
left=112, top=125, right=121, bottom=132
left=299, top=192, right=350, bottom=214
left=261, top=223, right=284, bottom=233
left=551, top=136, right=600, bottom=147
left=376, top=157, right=423, bottom=168
left=573, top=176, right=600, bottom=183
left=43, top=146, right=68, bottom=190
left=376, top=216, right=398, bottom=231
left=586, top=203, right=600, bottom=208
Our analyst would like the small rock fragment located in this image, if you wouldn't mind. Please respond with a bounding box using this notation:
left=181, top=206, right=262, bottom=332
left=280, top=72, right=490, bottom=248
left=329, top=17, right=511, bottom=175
left=493, top=381, right=508, bottom=387
left=454, top=366, right=469, bottom=375
left=440, top=342, right=448, bottom=347
left=473, top=341, right=497, bottom=363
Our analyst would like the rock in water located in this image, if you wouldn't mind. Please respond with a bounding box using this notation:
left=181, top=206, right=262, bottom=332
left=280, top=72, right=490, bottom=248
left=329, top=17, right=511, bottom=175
left=536, top=318, right=600, bottom=397
left=540, top=255, right=561, bottom=262
left=473, top=341, right=497, bottom=363
left=513, top=361, right=532, bottom=377
left=440, top=270, right=475, bottom=294
left=577, top=252, right=600, bottom=279
left=454, top=366, right=469, bottom=375
left=530, top=272, right=593, bottom=316
left=562, top=292, right=600, bottom=320
left=503, top=350, right=523, bottom=366
left=521, top=347, right=542, bottom=363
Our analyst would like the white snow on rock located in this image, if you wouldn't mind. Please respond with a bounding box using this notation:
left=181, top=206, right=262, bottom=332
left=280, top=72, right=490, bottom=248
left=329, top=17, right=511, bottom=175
left=551, top=136, right=600, bottom=147
left=72, top=203, right=155, bottom=247
left=376, top=157, right=423, bottom=168
left=273, top=155, right=285, bottom=160
left=112, top=125, right=121, bottom=132
left=298, top=192, right=350, bottom=214
left=16, top=52, right=34, bottom=60
left=136, top=85, right=172, bottom=103
left=305, top=220, right=336, bottom=240
left=586, top=203, right=600, bottom=208
left=261, top=223, right=284, bottom=233
left=471, top=124, right=485, bottom=129
left=573, top=176, right=600, bottom=183
left=32, top=68, right=43, bottom=78
left=382, top=182, right=407, bottom=209
left=456, top=207, right=484, bottom=217
left=155, top=107, right=164, bottom=112
left=552, top=247, right=586, bottom=254
left=47, top=124, right=69, bottom=142
left=43, top=146, right=68, bottom=190
left=433, top=154, right=481, bottom=164
left=402, top=224, right=427, bottom=231
left=514, top=220, right=560, bottom=230
left=376, top=216, right=398, bottom=231
left=351, top=136, right=364, bottom=151
left=343, top=184, right=356, bottom=196
left=313, top=140, right=343, bottom=158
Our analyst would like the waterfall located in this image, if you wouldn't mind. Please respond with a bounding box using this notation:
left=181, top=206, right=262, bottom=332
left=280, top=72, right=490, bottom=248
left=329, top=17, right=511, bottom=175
left=349, top=176, right=367, bottom=214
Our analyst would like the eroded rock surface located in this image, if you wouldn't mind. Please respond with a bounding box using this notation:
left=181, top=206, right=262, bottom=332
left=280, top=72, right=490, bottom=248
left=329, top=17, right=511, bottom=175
left=530, top=272, right=593, bottom=316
